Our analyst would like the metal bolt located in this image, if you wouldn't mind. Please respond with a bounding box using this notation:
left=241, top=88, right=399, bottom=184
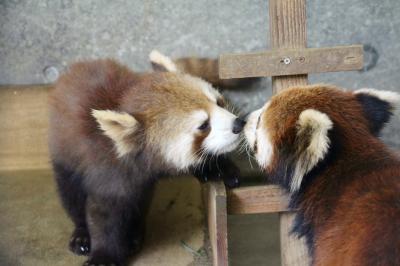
left=43, top=66, right=59, bottom=83
left=283, top=57, right=291, bottom=65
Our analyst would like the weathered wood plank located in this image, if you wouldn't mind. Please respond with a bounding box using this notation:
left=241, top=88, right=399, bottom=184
left=227, top=185, right=290, bottom=215
left=269, top=0, right=311, bottom=265
left=0, top=85, right=52, bottom=171
left=205, top=182, right=229, bottom=266
left=269, top=0, right=308, bottom=94
left=219, top=45, right=363, bottom=79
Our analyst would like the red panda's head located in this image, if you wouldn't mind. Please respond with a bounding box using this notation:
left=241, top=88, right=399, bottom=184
left=244, top=84, right=400, bottom=192
left=91, top=52, right=245, bottom=171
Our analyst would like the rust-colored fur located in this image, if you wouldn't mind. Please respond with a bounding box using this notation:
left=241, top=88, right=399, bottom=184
left=247, top=84, right=400, bottom=265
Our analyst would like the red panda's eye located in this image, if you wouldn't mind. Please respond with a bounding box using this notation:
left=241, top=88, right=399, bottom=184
left=217, top=98, right=225, bottom=107
left=198, top=120, right=210, bottom=131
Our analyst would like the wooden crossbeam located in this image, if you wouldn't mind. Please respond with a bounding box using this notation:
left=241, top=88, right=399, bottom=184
left=219, top=45, right=363, bottom=79
left=227, top=185, right=290, bottom=215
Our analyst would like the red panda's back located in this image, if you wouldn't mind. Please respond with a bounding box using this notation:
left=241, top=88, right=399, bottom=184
left=48, top=59, right=139, bottom=169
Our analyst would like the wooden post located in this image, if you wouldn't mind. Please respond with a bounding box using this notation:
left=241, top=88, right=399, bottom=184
left=269, top=0, right=310, bottom=265
left=204, top=182, right=229, bottom=266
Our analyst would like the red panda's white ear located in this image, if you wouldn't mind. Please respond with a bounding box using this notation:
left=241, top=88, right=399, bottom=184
left=149, top=50, right=178, bottom=72
left=292, top=109, right=333, bottom=192
left=91, top=109, right=139, bottom=157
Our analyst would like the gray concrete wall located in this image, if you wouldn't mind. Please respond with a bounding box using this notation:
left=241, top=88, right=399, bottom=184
left=1, top=0, right=399, bottom=147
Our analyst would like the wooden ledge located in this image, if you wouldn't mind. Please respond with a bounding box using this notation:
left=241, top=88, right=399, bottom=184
left=227, top=185, right=290, bottom=215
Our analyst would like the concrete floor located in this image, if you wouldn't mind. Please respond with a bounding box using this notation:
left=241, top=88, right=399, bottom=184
left=0, top=170, right=280, bottom=266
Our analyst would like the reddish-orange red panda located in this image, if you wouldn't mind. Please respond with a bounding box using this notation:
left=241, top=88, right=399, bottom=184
left=244, top=84, right=400, bottom=265
left=48, top=52, right=245, bottom=266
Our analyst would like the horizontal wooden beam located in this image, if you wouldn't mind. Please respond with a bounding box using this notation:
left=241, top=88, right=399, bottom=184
left=219, top=45, right=363, bottom=79
left=227, top=185, right=290, bottom=215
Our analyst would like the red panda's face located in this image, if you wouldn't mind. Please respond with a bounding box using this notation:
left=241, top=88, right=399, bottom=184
left=244, top=85, right=399, bottom=192
left=93, top=72, right=244, bottom=171
left=142, top=74, right=243, bottom=170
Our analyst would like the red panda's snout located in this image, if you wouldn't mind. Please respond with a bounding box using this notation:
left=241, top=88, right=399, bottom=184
left=202, top=105, right=243, bottom=154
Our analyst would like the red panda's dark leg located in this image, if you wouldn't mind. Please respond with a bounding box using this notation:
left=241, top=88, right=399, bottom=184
left=52, top=162, right=90, bottom=255
left=84, top=182, right=154, bottom=266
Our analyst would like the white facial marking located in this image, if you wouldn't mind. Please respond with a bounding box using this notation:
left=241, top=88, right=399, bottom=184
left=291, top=109, right=333, bottom=192
left=354, top=88, right=400, bottom=106
left=244, top=102, right=274, bottom=169
left=149, top=50, right=178, bottom=72
left=244, top=107, right=263, bottom=149
left=203, top=105, right=239, bottom=154
left=256, top=126, right=274, bottom=169
left=160, top=110, right=208, bottom=171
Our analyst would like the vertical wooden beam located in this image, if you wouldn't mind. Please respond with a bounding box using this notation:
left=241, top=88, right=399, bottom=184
left=205, top=182, right=229, bottom=266
left=269, top=0, right=308, bottom=94
left=269, top=0, right=310, bottom=265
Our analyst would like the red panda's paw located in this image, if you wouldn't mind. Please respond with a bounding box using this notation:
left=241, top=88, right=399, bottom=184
left=130, top=234, right=145, bottom=255
left=69, top=227, right=90, bottom=256
left=83, top=259, right=118, bottom=266
left=223, top=175, right=240, bottom=189
left=83, top=252, right=120, bottom=266
left=191, top=156, right=241, bottom=188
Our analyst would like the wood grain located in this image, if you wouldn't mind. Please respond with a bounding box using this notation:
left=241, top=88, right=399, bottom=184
left=205, top=182, right=229, bottom=266
left=269, top=0, right=308, bottom=94
left=269, top=0, right=310, bottom=265
left=227, top=185, right=290, bottom=215
left=219, top=45, right=363, bottom=79
left=0, top=85, right=52, bottom=171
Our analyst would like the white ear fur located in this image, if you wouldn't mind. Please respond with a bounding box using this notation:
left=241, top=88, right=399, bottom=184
left=291, top=109, right=333, bottom=192
left=354, top=88, right=400, bottom=106
left=92, top=109, right=139, bottom=158
left=149, top=50, right=178, bottom=72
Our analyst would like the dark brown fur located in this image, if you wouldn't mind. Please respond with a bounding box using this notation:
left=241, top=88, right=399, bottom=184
left=49, top=59, right=241, bottom=266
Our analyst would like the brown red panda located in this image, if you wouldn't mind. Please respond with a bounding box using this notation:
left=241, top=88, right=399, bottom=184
left=243, top=84, right=400, bottom=265
left=48, top=52, right=245, bottom=266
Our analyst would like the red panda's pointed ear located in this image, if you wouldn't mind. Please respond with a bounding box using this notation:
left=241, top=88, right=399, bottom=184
left=354, top=88, right=400, bottom=135
left=292, top=109, right=333, bottom=192
left=91, top=109, right=139, bottom=157
left=149, top=50, right=178, bottom=72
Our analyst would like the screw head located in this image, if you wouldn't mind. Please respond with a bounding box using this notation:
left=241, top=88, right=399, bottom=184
left=283, top=57, right=291, bottom=65
left=43, top=66, right=59, bottom=83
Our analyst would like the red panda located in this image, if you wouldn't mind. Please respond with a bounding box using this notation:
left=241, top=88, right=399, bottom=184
left=243, top=84, right=400, bottom=265
left=48, top=52, right=245, bottom=266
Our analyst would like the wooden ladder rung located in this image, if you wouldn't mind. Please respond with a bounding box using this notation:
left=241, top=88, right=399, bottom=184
left=227, top=185, right=290, bottom=215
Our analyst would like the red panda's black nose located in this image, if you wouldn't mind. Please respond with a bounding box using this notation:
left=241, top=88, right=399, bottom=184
left=233, top=118, right=246, bottom=134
